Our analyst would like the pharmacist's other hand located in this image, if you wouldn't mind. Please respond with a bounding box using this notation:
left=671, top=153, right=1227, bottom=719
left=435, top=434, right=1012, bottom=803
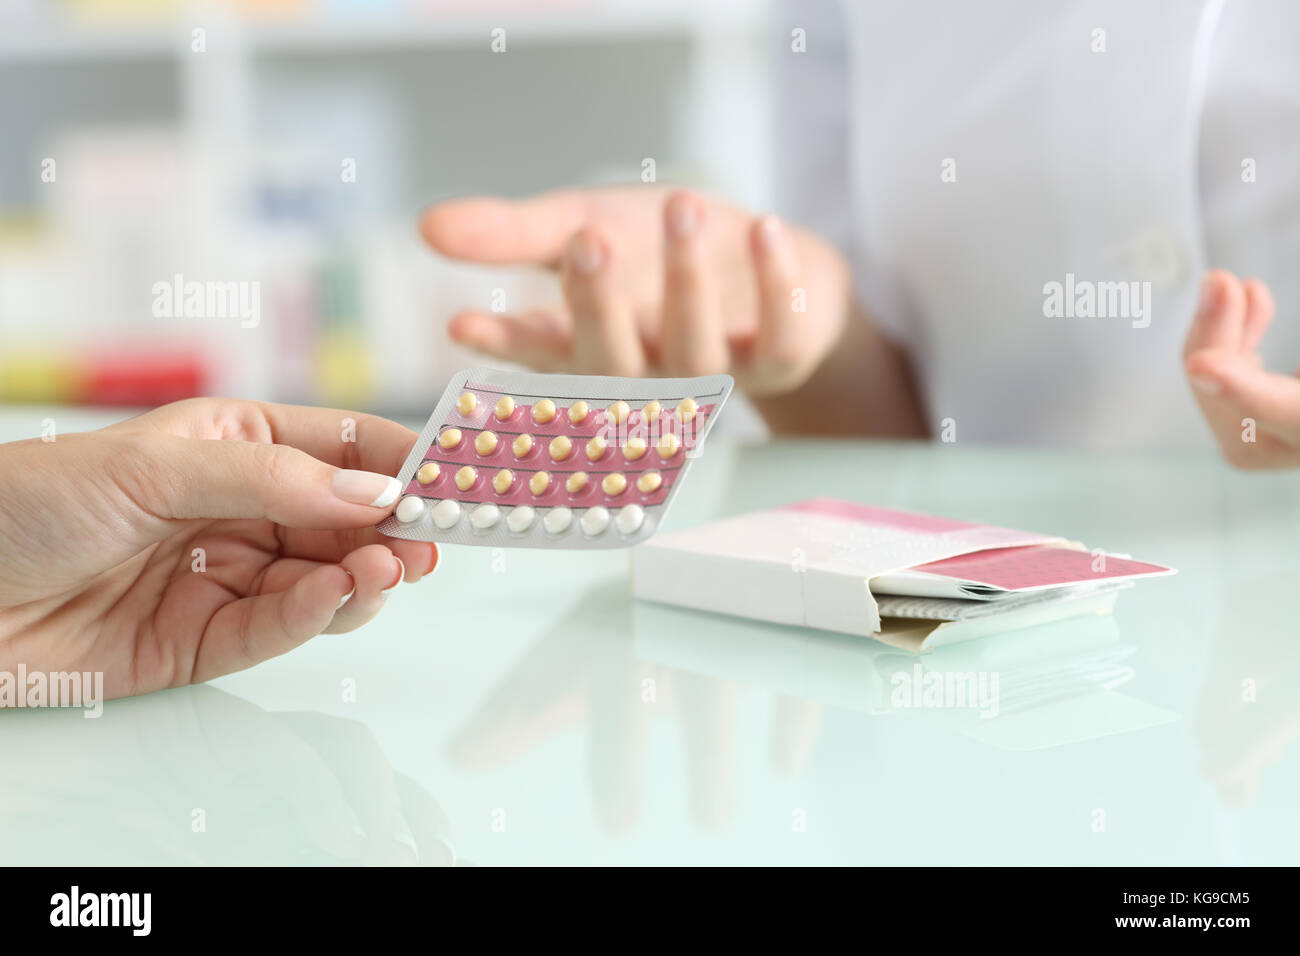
left=421, top=186, right=852, bottom=397
left=1184, top=269, right=1300, bottom=468
left=0, top=399, right=438, bottom=702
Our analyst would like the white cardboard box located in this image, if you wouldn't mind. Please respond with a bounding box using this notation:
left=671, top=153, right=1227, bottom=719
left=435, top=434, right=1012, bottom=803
left=632, top=498, right=1122, bottom=653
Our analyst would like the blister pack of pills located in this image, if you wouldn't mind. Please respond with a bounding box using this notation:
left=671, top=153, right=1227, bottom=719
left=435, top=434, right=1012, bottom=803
left=377, top=366, right=733, bottom=549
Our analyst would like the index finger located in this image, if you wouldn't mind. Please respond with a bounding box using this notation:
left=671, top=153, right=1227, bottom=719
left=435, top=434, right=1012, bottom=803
left=120, top=399, right=419, bottom=478
left=259, top=402, right=419, bottom=476
left=420, top=191, right=591, bottom=268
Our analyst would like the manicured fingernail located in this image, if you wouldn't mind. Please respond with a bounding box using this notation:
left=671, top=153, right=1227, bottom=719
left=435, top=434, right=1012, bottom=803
left=569, top=232, right=604, bottom=274
left=1190, top=375, right=1222, bottom=396
left=333, top=469, right=402, bottom=508
left=667, top=195, right=699, bottom=237
left=381, top=557, right=405, bottom=596
left=336, top=586, right=356, bottom=611
left=1198, top=275, right=1217, bottom=314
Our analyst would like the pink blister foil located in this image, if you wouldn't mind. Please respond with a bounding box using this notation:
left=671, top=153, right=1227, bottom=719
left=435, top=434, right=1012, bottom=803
left=377, top=366, right=733, bottom=549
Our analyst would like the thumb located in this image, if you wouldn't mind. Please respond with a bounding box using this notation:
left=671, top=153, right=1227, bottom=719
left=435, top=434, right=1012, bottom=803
left=110, top=435, right=404, bottom=530
left=1186, top=349, right=1300, bottom=443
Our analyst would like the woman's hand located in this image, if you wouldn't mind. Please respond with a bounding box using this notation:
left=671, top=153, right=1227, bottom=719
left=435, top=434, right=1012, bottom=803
left=0, top=398, right=438, bottom=702
left=1184, top=269, right=1300, bottom=468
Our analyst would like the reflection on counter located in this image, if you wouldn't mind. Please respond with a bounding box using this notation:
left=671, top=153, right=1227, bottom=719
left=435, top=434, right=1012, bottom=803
left=447, top=578, right=1184, bottom=841
left=1195, top=572, right=1300, bottom=810
left=0, top=685, right=458, bottom=866
left=634, top=600, right=1180, bottom=750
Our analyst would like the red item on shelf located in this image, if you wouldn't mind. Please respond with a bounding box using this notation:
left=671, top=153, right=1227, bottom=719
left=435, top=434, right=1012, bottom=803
left=80, top=352, right=209, bottom=407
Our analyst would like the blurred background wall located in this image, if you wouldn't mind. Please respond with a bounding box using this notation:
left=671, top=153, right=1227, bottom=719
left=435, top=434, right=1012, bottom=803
left=0, top=0, right=772, bottom=415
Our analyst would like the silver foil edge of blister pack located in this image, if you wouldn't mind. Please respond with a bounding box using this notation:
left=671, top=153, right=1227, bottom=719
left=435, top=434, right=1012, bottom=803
left=376, top=366, right=734, bottom=549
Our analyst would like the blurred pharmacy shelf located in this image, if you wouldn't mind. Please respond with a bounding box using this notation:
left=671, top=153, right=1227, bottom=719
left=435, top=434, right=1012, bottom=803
left=0, top=0, right=771, bottom=413
left=0, top=1, right=763, bottom=60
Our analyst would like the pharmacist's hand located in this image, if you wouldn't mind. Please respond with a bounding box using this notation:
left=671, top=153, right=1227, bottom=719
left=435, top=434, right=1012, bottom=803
left=0, top=399, right=438, bottom=702
left=421, top=186, right=852, bottom=397
left=1185, top=269, right=1300, bottom=468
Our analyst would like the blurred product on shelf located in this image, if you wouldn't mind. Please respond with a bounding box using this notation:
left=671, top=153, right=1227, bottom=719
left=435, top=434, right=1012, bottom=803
left=0, top=0, right=766, bottom=414
left=0, top=349, right=207, bottom=405
left=62, top=1, right=186, bottom=21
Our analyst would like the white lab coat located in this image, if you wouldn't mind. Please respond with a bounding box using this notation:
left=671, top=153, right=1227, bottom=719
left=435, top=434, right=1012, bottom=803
left=774, top=0, right=1300, bottom=449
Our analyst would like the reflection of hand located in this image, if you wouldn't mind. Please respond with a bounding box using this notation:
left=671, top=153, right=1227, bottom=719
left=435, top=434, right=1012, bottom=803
left=447, top=583, right=821, bottom=833
left=1184, top=269, right=1300, bottom=467
left=422, top=187, right=851, bottom=398
left=0, top=399, right=439, bottom=701
left=0, top=685, right=455, bottom=865
left=1195, top=576, right=1300, bottom=808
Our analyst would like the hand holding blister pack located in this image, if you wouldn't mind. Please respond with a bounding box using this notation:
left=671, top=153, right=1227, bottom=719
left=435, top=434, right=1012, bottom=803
left=378, top=367, right=733, bottom=548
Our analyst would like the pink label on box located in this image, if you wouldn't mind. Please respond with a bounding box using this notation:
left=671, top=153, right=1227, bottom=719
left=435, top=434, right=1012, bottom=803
left=910, top=545, right=1173, bottom=590
left=780, top=498, right=981, bottom=533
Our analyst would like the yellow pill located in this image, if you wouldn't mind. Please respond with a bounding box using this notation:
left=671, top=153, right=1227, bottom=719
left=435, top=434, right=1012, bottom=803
left=549, top=435, right=573, bottom=461
left=455, top=466, right=478, bottom=491
left=492, top=468, right=514, bottom=494
left=416, top=462, right=440, bottom=485
left=457, top=392, right=477, bottom=416
left=677, top=397, right=698, bottom=423
left=601, top=473, right=627, bottom=496
left=494, top=395, right=515, bottom=419
left=532, top=398, right=556, bottom=424
left=529, top=471, right=551, bottom=496
left=474, top=430, right=499, bottom=456
left=607, top=400, right=630, bottom=424
left=568, top=400, right=589, bottom=424
left=642, top=400, right=661, bottom=421
left=566, top=471, right=589, bottom=494
left=637, top=471, right=663, bottom=494
left=437, top=427, right=462, bottom=450
left=657, top=432, right=681, bottom=459
left=512, top=433, right=534, bottom=458
left=586, top=435, right=608, bottom=461
left=623, top=436, right=647, bottom=461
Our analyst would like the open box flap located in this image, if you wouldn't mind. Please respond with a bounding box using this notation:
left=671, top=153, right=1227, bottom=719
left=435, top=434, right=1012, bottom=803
left=633, top=500, right=1084, bottom=645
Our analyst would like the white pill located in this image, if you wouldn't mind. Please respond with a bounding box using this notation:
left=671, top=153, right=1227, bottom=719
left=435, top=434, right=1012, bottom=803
left=395, top=495, right=426, bottom=524
left=431, top=499, right=461, bottom=529
left=543, top=507, right=573, bottom=534
left=615, top=504, right=645, bottom=535
left=580, top=506, right=611, bottom=536
left=506, top=505, right=536, bottom=534
left=470, top=503, right=501, bottom=530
